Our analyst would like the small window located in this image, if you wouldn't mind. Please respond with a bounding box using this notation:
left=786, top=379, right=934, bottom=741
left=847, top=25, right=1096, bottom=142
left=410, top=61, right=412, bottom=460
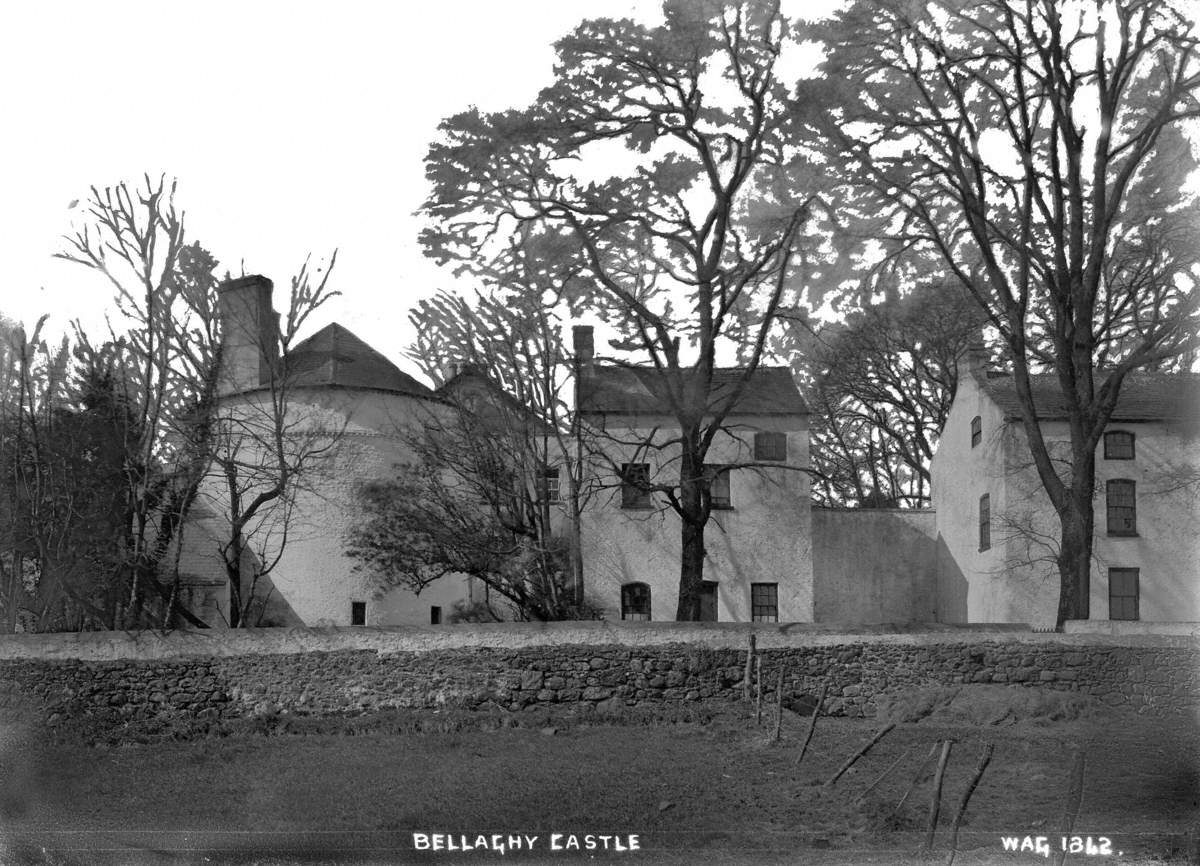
left=430, top=606, right=442, bottom=625
left=540, top=466, right=561, bottom=502
left=1108, top=568, right=1139, bottom=621
left=1106, top=479, right=1137, bottom=536
left=970, top=415, right=981, bottom=447
left=978, top=494, right=990, bottom=551
left=621, top=463, right=651, bottom=508
left=621, top=582, right=651, bottom=620
left=753, top=431, right=787, bottom=461
left=1104, top=431, right=1135, bottom=460
left=350, top=601, right=366, bottom=626
left=751, top=583, right=778, bottom=622
left=709, top=465, right=732, bottom=509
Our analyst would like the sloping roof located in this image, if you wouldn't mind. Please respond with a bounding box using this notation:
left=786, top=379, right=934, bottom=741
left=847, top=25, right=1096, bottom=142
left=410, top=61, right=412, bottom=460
left=286, top=324, right=433, bottom=398
left=436, top=366, right=556, bottom=435
left=578, top=364, right=807, bottom=416
left=983, top=371, right=1200, bottom=422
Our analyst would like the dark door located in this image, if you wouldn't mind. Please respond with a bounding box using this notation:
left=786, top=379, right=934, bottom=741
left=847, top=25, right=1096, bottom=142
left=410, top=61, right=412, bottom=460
left=699, top=581, right=718, bottom=622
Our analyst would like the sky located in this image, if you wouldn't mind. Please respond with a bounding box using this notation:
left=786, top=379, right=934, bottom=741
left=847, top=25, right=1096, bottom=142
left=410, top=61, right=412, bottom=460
left=1, top=0, right=682, bottom=382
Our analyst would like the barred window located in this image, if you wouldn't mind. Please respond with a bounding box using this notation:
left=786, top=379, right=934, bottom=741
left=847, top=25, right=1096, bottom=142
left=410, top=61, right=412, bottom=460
left=751, top=583, right=778, bottom=622
left=754, top=431, right=787, bottom=461
left=1108, top=568, right=1139, bottom=621
left=621, top=463, right=651, bottom=508
left=970, top=415, right=982, bottom=447
left=1104, top=431, right=1135, bottom=460
left=621, top=582, right=651, bottom=621
left=1106, top=479, right=1137, bottom=536
left=709, top=465, right=732, bottom=509
left=978, top=494, right=991, bottom=551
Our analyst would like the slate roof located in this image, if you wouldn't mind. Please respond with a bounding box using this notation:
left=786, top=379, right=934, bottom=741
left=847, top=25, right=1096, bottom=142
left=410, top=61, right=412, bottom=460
left=578, top=365, right=807, bottom=416
left=286, top=324, right=433, bottom=398
left=983, top=371, right=1200, bottom=422
left=437, top=366, right=556, bottom=435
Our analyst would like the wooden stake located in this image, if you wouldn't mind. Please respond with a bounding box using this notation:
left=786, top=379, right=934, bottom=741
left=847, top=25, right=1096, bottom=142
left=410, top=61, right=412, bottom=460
left=923, top=739, right=954, bottom=852
left=755, top=656, right=763, bottom=724
left=824, top=722, right=896, bottom=788
left=1053, top=750, right=1086, bottom=866
left=853, top=746, right=913, bottom=804
left=945, top=742, right=994, bottom=866
left=743, top=633, right=756, bottom=701
left=896, top=741, right=941, bottom=813
left=772, top=668, right=784, bottom=742
left=795, top=681, right=827, bottom=767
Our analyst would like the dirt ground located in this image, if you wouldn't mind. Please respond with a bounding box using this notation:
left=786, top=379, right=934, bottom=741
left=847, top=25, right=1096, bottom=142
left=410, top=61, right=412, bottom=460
left=0, top=686, right=1196, bottom=865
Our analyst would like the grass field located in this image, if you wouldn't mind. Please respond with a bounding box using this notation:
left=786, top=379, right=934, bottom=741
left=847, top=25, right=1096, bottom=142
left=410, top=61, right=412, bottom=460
left=1, top=689, right=1196, bottom=865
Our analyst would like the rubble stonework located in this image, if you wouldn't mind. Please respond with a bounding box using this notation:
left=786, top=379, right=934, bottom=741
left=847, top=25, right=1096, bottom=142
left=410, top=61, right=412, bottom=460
left=0, top=637, right=1194, bottom=732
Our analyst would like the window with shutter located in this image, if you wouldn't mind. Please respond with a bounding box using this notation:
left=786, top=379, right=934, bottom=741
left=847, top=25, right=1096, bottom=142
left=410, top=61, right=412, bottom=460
left=754, top=431, right=787, bottom=461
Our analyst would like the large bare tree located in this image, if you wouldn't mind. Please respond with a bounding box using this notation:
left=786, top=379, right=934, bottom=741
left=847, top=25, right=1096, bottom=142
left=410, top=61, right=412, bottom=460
left=803, top=281, right=983, bottom=507
left=422, top=0, right=827, bottom=619
left=803, top=0, right=1200, bottom=625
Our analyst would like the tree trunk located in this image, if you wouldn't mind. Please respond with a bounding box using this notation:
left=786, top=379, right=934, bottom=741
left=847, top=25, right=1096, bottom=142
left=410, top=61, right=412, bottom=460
left=1055, top=494, right=1094, bottom=628
left=226, top=535, right=244, bottom=628
left=675, top=446, right=706, bottom=621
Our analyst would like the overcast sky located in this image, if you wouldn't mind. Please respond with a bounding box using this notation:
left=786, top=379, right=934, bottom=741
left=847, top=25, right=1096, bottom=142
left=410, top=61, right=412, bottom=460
left=3, top=1, right=688, bottom=382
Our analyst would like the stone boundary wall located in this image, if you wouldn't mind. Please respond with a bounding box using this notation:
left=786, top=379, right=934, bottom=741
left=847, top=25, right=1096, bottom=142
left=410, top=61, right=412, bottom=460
left=0, top=624, right=1194, bottom=732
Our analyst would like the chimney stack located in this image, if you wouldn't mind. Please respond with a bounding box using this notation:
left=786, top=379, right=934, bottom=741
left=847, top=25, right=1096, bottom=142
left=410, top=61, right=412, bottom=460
left=962, top=331, right=989, bottom=380
left=572, top=325, right=594, bottom=374
left=217, top=275, right=278, bottom=394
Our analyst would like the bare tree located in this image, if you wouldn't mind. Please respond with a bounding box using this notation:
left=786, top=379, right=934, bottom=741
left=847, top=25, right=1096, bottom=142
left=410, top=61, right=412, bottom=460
left=347, top=285, right=596, bottom=621
left=422, top=0, right=828, bottom=619
left=47, top=175, right=219, bottom=629
left=803, top=0, right=1200, bottom=625
left=803, top=282, right=984, bottom=507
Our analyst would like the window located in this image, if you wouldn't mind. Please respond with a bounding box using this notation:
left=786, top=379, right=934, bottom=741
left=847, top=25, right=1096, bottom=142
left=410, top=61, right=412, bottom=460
left=709, top=465, right=732, bottom=509
left=970, top=415, right=982, bottom=447
left=754, top=431, right=787, bottom=461
left=751, top=583, right=778, bottom=622
left=350, top=601, right=366, bottom=626
left=1104, top=431, right=1135, bottom=460
left=621, top=463, right=651, bottom=508
left=1106, top=479, right=1137, bottom=536
left=621, top=582, right=651, bottom=620
left=978, top=494, right=990, bottom=551
left=540, top=465, right=561, bottom=502
left=699, top=581, right=718, bottom=621
left=1108, top=568, right=1139, bottom=621
left=430, top=606, right=442, bottom=625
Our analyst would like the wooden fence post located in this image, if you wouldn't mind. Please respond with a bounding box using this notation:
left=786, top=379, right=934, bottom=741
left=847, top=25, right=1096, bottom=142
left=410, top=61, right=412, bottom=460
left=796, top=681, right=827, bottom=767
left=923, top=739, right=954, bottom=852
left=945, top=742, right=994, bottom=866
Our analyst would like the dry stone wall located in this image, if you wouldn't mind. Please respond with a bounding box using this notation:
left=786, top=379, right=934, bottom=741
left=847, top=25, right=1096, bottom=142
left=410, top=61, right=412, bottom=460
left=0, top=628, right=1194, bottom=736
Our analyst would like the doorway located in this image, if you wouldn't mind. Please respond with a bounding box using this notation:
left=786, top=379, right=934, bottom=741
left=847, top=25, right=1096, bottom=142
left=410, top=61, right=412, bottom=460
left=700, top=581, right=718, bottom=621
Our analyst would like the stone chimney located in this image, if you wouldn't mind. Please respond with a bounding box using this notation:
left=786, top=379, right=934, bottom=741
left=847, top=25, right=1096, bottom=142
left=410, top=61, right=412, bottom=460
left=572, top=325, right=594, bottom=374
left=961, top=331, right=989, bottom=381
left=217, top=275, right=278, bottom=394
